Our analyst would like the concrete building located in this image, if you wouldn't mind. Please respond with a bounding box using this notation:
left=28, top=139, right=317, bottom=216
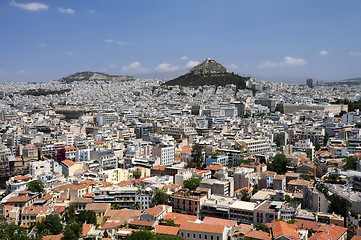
left=152, top=146, right=175, bottom=166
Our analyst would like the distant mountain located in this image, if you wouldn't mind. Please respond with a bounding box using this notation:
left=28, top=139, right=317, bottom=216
left=59, top=71, right=135, bottom=83
left=164, top=58, right=249, bottom=89
left=327, top=77, right=361, bottom=85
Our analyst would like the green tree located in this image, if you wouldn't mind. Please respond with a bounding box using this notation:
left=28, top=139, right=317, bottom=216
left=133, top=168, right=142, bottom=179
left=131, top=202, right=141, bottom=210
left=77, top=210, right=97, bottom=225
left=183, top=177, right=200, bottom=191
left=62, top=226, right=78, bottom=240
left=126, top=230, right=183, bottom=240
left=189, top=143, right=204, bottom=169
left=151, top=188, right=169, bottom=206
left=27, top=180, right=44, bottom=193
left=315, top=142, right=321, bottom=151
left=343, top=156, right=358, bottom=170
left=253, top=224, right=269, bottom=233
left=36, top=214, right=63, bottom=236
left=329, top=195, right=347, bottom=217
left=305, top=149, right=312, bottom=159
left=62, top=222, right=82, bottom=240
left=0, top=221, right=34, bottom=240
left=240, top=189, right=251, bottom=202
left=159, top=219, right=175, bottom=226
left=64, top=203, right=76, bottom=224
left=267, top=153, right=289, bottom=174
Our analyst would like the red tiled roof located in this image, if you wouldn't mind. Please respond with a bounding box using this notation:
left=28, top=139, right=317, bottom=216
left=62, top=160, right=76, bottom=167
left=202, top=216, right=237, bottom=227
left=179, top=222, right=225, bottom=234
left=42, top=234, right=63, bottom=240
left=81, top=223, right=93, bottom=237
left=101, top=221, right=123, bottom=230
left=14, top=176, right=31, bottom=181
left=129, top=220, right=154, bottom=226
left=155, top=225, right=179, bottom=236
left=164, top=212, right=198, bottom=225
left=244, top=230, right=271, bottom=240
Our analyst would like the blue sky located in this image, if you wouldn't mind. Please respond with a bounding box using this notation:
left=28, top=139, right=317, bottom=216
left=1, top=0, right=361, bottom=82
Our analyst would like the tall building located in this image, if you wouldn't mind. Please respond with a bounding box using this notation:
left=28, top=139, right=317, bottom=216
left=306, top=78, right=313, bottom=88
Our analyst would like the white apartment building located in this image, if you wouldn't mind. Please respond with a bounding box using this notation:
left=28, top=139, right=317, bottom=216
left=96, top=111, right=118, bottom=126
left=28, top=160, right=52, bottom=177
left=152, top=146, right=175, bottom=166
left=236, top=137, right=270, bottom=155
left=75, top=149, right=92, bottom=162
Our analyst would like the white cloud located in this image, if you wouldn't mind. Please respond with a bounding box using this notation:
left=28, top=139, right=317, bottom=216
left=19, top=70, right=31, bottom=75
left=155, top=63, right=180, bottom=72
left=227, top=64, right=238, bottom=70
left=319, top=50, right=328, bottom=56
left=89, top=10, right=95, bottom=14
left=258, top=56, right=307, bottom=68
left=66, top=51, right=73, bottom=55
left=37, top=43, right=46, bottom=47
left=104, top=39, right=130, bottom=45
left=281, top=56, right=307, bottom=66
left=58, top=7, right=75, bottom=14
left=121, top=62, right=149, bottom=73
left=181, top=56, right=188, bottom=61
left=350, top=51, right=361, bottom=56
left=186, top=60, right=199, bottom=68
left=116, top=41, right=130, bottom=45
left=10, top=0, right=48, bottom=11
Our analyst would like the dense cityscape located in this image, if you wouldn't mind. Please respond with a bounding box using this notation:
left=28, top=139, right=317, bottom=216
left=2, top=1, right=361, bottom=240
left=0, top=57, right=360, bottom=240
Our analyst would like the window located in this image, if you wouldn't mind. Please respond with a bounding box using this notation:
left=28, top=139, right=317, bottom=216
left=199, top=234, right=202, bottom=239
left=187, top=233, right=190, bottom=238
left=205, top=235, right=208, bottom=239
left=211, top=236, right=214, bottom=240
left=217, top=236, right=220, bottom=240
left=181, top=232, right=184, bottom=237
left=193, top=233, right=196, bottom=239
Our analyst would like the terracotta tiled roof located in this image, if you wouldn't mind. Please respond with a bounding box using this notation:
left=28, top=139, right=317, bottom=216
left=155, top=225, right=180, bottom=236
left=62, top=160, right=76, bottom=167
left=71, top=185, right=87, bottom=190
left=144, top=205, right=166, bottom=217
left=22, top=206, right=49, bottom=215
left=85, top=203, right=110, bottom=211
left=13, top=176, right=32, bottom=181
left=72, top=197, right=93, bottom=203
left=152, top=165, right=166, bottom=171
left=81, top=180, right=97, bottom=185
left=202, top=216, right=237, bottom=227
left=81, top=223, right=93, bottom=237
left=129, top=219, right=154, bottom=227
left=7, top=196, right=32, bottom=203
left=205, top=165, right=222, bottom=171
left=268, top=221, right=298, bottom=240
left=104, top=209, right=142, bottom=222
left=117, top=181, right=133, bottom=187
left=351, top=236, right=361, bottom=240
left=101, top=220, right=123, bottom=230
left=42, top=234, right=63, bottom=240
left=244, top=230, right=271, bottom=240
left=52, top=184, right=74, bottom=192
left=53, top=206, right=66, bottom=213
left=179, top=222, right=225, bottom=234
left=164, top=212, right=198, bottom=225
left=308, top=225, right=347, bottom=240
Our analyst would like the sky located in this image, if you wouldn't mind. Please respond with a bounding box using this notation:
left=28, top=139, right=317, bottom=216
left=0, top=0, right=361, bottom=82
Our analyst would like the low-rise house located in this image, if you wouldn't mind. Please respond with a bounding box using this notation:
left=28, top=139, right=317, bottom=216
left=140, top=205, right=172, bottom=222
left=85, top=203, right=111, bottom=225
left=179, top=222, right=229, bottom=240
left=20, top=206, right=49, bottom=226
